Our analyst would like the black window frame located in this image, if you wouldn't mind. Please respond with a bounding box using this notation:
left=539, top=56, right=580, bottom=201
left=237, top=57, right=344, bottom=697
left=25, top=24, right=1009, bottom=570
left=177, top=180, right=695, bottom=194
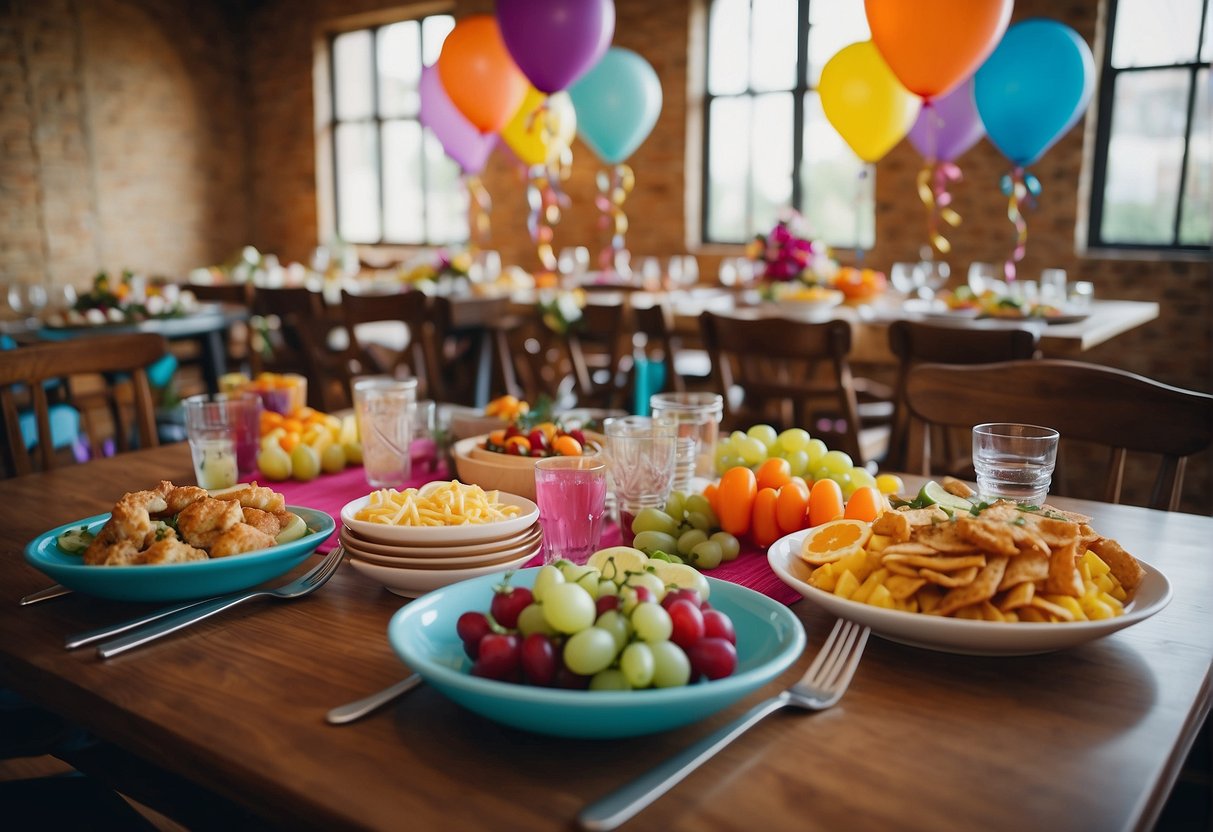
left=1087, top=0, right=1211, bottom=253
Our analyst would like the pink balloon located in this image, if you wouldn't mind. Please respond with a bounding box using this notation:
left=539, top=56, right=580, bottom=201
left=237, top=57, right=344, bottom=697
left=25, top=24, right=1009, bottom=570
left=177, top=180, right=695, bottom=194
left=418, top=65, right=497, bottom=174
left=906, top=76, right=986, bottom=162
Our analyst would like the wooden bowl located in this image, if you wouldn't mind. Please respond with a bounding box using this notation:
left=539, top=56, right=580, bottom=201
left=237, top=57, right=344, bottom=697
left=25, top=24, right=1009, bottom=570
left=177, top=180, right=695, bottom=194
left=451, top=433, right=605, bottom=501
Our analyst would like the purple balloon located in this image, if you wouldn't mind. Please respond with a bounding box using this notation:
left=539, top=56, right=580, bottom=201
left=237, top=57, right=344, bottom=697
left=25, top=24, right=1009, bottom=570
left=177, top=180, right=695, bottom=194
left=418, top=65, right=497, bottom=174
left=907, top=77, right=986, bottom=162
left=497, top=0, right=615, bottom=93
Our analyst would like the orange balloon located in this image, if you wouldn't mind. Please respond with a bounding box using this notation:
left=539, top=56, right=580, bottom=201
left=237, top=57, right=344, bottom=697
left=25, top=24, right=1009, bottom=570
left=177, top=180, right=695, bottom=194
left=437, top=15, right=528, bottom=134
left=865, top=0, right=1013, bottom=100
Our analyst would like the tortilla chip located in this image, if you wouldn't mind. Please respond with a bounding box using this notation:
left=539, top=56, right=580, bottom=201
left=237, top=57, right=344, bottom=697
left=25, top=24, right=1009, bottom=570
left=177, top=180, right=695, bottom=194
left=872, top=511, right=910, bottom=542
left=883, top=553, right=986, bottom=571
left=880, top=542, right=938, bottom=556
left=1027, top=595, right=1076, bottom=622
left=883, top=574, right=927, bottom=601
left=900, top=506, right=952, bottom=526
left=914, top=523, right=981, bottom=554
left=941, top=476, right=974, bottom=499
left=1009, top=524, right=1051, bottom=558
left=997, top=581, right=1035, bottom=611
left=916, top=584, right=945, bottom=613
left=998, top=551, right=1050, bottom=589
left=934, top=557, right=1009, bottom=616
left=920, top=565, right=980, bottom=587
left=1044, top=538, right=1084, bottom=597
left=1025, top=514, right=1082, bottom=548
left=884, top=560, right=923, bottom=578
left=956, top=514, right=1019, bottom=557
left=1087, top=538, right=1145, bottom=592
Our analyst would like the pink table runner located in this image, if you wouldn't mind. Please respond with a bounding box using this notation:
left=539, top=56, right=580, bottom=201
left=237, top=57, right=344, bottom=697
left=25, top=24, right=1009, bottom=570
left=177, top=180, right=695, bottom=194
left=272, top=463, right=802, bottom=606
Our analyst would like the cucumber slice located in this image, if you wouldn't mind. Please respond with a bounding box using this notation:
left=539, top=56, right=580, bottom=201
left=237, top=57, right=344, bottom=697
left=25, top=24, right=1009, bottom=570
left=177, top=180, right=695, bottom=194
left=275, top=512, right=308, bottom=544
left=56, top=526, right=96, bottom=555
left=918, top=480, right=975, bottom=512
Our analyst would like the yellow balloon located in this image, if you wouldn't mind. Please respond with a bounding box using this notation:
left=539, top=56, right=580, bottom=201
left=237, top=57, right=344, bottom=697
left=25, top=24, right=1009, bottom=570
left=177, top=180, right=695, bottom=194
left=501, top=86, right=577, bottom=167
left=819, top=41, right=920, bottom=163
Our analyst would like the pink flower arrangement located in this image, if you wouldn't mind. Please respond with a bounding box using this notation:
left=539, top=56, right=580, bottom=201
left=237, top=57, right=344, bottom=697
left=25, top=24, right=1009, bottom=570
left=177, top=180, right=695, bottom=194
left=745, top=212, right=836, bottom=285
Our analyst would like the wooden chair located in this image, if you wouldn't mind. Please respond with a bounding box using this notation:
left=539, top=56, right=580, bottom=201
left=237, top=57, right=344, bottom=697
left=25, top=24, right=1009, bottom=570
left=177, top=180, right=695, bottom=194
left=700, top=310, right=885, bottom=465
left=562, top=298, right=632, bottom=410
left=180, top=282, right=253, bottom=378
left=250, top=286, right=345, bottom=410
left=905, top=359, right=1213, bottom=511
left=885, top=320, right=1041, bottom=471
left=0, top=333, right=167, bottom=475
left=340, top=289, right=443, bottom=401
left=630, top=300, right=712, bottom=396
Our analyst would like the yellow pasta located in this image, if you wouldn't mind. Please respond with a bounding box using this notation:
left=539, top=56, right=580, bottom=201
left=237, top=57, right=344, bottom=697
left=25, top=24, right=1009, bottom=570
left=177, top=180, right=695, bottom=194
left=354, top=480, right=522, bottom=527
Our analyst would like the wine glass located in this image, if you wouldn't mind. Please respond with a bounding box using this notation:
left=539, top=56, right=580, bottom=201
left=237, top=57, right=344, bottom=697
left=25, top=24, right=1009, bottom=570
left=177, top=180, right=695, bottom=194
left=673, top=255, right=698, bottom=289
left=7, top=282, right=48, bottom=321
left=638, top=257, right=662, bottom=290
left=916, top=261, right=950, bottom=299
left=719, top=258, right=738, bottom=287
left=890, top=262, right=926, bottom=298
left=967, top=262, right=1001, bottom=295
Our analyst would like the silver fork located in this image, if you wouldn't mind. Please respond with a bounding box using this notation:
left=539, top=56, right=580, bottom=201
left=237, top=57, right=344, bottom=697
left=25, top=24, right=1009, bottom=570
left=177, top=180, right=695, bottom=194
left=93, top=546, right=345, bottom=660
left=577, top=619, right=870, bottom=832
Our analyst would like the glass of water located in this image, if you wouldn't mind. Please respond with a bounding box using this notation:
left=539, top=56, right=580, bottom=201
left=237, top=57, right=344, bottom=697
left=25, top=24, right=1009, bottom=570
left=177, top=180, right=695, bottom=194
left=972, top=423, right=1060, bottom=506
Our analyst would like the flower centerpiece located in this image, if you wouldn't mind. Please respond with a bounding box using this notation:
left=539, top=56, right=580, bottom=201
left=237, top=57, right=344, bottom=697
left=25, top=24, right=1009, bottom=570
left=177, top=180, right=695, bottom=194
left=48, top=270, right=196, bottom=327
left=537, top=288, right=586, bottom=334
left=400, top=249, right=473, bottom=295
left=745, top=211, right=844, bottom=305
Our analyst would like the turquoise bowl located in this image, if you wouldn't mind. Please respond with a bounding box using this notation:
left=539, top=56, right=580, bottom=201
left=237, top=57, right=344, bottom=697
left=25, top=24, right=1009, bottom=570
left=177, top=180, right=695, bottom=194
left=25, top=506, right=335, bottom=602
left=387, top=567, right=806, bottom=738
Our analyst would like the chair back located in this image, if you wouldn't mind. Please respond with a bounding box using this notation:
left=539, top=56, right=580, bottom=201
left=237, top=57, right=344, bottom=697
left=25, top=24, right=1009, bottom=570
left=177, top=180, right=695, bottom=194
left=905, top=359, right=1213, bottom=511
left=564, top=299, right=631, bottom=410
left=341, top=289, right=443, bottom=400
left=250, top=286, right=343, bottom=408
left=886, top=320, right=1040, bottom=470
left=700, top=310, right=870, bottom=463
left=0, top=333, right=167, bottom=475
left=185, top=282, right=251, bottom=305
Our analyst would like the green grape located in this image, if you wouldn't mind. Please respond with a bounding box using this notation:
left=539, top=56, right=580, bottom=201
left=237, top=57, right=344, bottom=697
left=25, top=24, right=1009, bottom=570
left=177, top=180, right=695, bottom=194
left=685, top=510, right=715, bottom=532
left=684, top=494, right=713, bottom=517
left=596, top=579, right=619, bottom=599
left=738, top=436, right=768, bottom=465
left=690, top=539, right=724, bottom=569
left=589, top=668, right=632, bottom=691
left=517, top=603, right=557, bottom=636
left=805, top=438, right=829, bottom=467
left=835, top=471, right=855, bottom=498
left=541, top=582, right=596, bottom=634
left=631, top=602, right=673, bottom=643
left=746, top=423, right=778, bottom=449
left=822, top=449, right=854, bottom=474
left=677, top=528, right=708, bottom=556
left=631, top=507, right=681, bottom=537
left=650, top=641, right=692, bottom=688
left=710, top=531, right=741, bottom=562
left=632, top=530, right=679, bottom=557
left=563, top=627, right=618, bottom=676
left=810, top=465, right=833, bottom=484
left=777, top=427, right=811, bottom=453
left=664, top=491, right=687, bottom=522
left=785, top=449, right=810, bottom=477
left=626, top=571, right=666, bottom=602
left=620, top=642, right=655, bottom=688
left=717, top=453, right=744, bottom=473
left=850, top=467, right=877, bottom=490
left=729, top=430, right=748, bottom=446
left=532, top=564, right=565, bottom=602
left=559, top=561, right=595, bottom=584
left=595, top=609, right=632, bottom=651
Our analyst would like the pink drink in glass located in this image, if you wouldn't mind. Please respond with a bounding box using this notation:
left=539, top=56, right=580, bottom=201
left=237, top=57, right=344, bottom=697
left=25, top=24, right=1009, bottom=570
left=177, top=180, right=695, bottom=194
left=535, top=456, right=607, bottom=565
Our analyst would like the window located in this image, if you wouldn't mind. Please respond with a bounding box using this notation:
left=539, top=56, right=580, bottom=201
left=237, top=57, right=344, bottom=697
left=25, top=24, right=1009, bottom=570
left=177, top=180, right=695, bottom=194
left=702, top=0, right=873, bottom=248
left=1088, top=0, right=1210, bottom=251
left=327, top=14, right=467, bottom=246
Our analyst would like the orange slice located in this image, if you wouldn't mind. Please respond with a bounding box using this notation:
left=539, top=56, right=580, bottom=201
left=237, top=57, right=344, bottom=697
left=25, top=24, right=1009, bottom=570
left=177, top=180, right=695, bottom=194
left=798, top=519, right=872, bottom=566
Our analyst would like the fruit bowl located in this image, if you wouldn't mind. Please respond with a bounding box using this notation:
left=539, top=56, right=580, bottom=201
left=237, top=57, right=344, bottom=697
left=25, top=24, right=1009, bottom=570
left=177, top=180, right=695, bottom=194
left=387, top=567, right=806, bottom=738
left=452, top=433, right=605, bottom=501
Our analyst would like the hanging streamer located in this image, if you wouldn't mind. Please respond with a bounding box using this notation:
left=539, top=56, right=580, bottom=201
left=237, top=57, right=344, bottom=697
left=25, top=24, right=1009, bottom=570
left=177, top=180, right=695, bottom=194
left=853, top=164, right=872, bottom=267
left=916, top=162, right=963, bottom=254
left=465, top=174, right=492, bottom=253
left=594, top=163, right=635, bottom=274
left=523, top=101, right=570, bottom=274
left=998, top=167, right=1041, bottom=282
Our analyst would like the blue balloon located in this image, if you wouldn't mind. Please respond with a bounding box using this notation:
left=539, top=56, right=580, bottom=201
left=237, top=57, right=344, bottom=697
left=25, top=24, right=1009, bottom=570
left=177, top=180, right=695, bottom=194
left=974, top=19, right=1095, bottom=167
left=569, top=47, right=662, bottom=164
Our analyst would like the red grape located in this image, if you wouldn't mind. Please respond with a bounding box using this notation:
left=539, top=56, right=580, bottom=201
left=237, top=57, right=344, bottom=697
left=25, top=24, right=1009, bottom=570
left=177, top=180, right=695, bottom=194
left=595, top=594, right=620, bottom=616
left=472, top=633, right=521, bottom=680
left=687, top=637, right=737, bottom=681
left=567, top=428, right=586, bottom=446
left=457, top=611, right=492, bottom=659
left=662, top=588, right=702, bottom=610
left=519, top=633, right=558, bottom=686
left=702, top=609, right=736, bottom=645
left=554, top=667, right=591, bottom=689
left=632, top=585, right=655, bottom=605
left=490, top=585, right=533, bottom=630
left=667, top=599, right=705, bottom=650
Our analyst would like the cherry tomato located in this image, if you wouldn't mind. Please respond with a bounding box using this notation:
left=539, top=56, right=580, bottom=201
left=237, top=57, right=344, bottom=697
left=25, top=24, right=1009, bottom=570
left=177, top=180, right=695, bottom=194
left=843, top=485, right=886, bottom=522
left=504, top=435, right=531, bottom=455
left=551, top=434, right=583, bottom=456
left=807, top=478, right=845, bottom=527
left=755, top=457, right=792, bottom=492
left=775, top=478, right=811, bottom=534
left=751, top=487, right=782, bottom=548
left=716, top=466, right=757, bottom=537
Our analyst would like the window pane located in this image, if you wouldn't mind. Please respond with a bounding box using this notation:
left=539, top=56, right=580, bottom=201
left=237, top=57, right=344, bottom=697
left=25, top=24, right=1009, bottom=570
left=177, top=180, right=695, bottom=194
left=707, top=96, right=752, bottom=241
left=750, top=0, right=797, bottom=92
left=1100, top=70, right=1189, bottom=244
left=1180, top=68, right=1211, bottom=244
left=336, top=122, right=380, bottom=242
left=1203, top=7, right=1211, bottom=61
left=1111, top=0, right=1204, bottom=67
left=424, top=132, right=468, bottom=244
left=382, top=121, right=424, bottom=243
left=801, top=92, right=870, bottom=248
left=708, top=0, right=749, bottom=94
left=422, top=15, right=455, bottom=66
left=807, top=0, right=870, bottom=86
left=750, top=93, right=793, bottom=233
left=379, top=22, right=421, bottom=118
left=333, top=30, right=373, bottom=120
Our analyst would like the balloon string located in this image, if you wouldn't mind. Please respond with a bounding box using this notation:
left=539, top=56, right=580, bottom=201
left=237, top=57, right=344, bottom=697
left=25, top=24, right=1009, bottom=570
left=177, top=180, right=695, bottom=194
left=465, top=174, right=491, bottom=252
left=1004, top=166, right=1028, bottom=282
left=917, top=162, right=963, bottom=254
left=526, top=165, right=562, bottom=272
left=854, top=165, right=870, bottom=266
left=596, top=163, right=634, bottom=273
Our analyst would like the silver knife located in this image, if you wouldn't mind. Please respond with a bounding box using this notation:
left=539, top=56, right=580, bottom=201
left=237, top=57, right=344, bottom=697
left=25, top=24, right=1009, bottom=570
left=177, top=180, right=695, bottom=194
left=64, top=598, right=215, bottom=649
left=20, top=584, right=72, bottom=606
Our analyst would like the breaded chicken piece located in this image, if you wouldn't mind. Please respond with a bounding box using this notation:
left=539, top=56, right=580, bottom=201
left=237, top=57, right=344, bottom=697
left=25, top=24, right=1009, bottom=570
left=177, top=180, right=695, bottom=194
left=86, top=540, right=143, bottom=566
left=241, top=507, right=282, bottom=538
left=209, top=523, right=277, bottom=558
left=177, top=497, right=243, bottom=549
left=215, top=482, right=286, bottom=513
left=138, top=538, right=209, bottom=564
left=164, top=485, right=209, bottom=514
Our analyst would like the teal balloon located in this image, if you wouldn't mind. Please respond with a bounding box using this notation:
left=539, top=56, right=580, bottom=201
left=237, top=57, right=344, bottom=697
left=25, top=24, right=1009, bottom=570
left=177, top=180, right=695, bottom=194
left=569, top=47, right=662, bottom=164
left=974, top=19, right=1095, bottom=167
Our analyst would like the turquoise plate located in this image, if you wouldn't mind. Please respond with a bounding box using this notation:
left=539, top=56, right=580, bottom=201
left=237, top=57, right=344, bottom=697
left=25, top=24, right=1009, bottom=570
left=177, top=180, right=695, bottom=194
left=388, top=568, right=806, bottom=738
left=24, top=506, right=335, bottom=602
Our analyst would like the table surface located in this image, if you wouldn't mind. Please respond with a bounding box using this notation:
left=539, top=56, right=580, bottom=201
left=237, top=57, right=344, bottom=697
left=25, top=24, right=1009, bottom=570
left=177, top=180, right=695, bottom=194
left=3, top=444, right=1210, bottom=832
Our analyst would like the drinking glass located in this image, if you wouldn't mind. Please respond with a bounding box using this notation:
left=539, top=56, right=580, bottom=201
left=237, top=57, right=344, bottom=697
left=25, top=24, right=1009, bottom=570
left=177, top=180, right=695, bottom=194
left=649, top=392, right=724, bottom=490
left=890, top=262, right=926, bottom=298
left=639, top=257, right=662, bottom=290
left=967, top=262, right=1002, bottom=295
left=1040, top=269, right=1067, bottom=305
left=916, top=260, right=950, bottom=298
left=603, top=415, right=677, bottom=545
left=183, top=393, right=263, bottom=489
left=534, top=454, right=607, bottom=565
left=972, top=423, right=1059, bottom=506
left=411, top=398, right=438, bottom=474
left=354, top=377, right=418, bottom=488
left=719, top=258, right=739, bottom=287
left=676, top=255, right=699, bottom=288
left=1068, top=281, right=1094, bottom=311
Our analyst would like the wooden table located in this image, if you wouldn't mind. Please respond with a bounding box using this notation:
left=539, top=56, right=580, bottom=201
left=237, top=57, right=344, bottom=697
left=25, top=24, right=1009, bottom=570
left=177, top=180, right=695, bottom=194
left=2, top=444, right=1210, bottom=831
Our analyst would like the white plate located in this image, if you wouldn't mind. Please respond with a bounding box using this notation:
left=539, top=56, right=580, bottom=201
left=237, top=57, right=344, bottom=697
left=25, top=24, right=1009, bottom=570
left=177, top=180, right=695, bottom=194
left=767, top=529, right=1172, bottom=656
left=340, top=522, right=542, bottom=558
left=339, top=526, right=542, bottom=568
left=346, top=548, right=538, bottom=598
left=903, top=298, right=981, bottom=319
left=340, top=489, right=539, bottom=546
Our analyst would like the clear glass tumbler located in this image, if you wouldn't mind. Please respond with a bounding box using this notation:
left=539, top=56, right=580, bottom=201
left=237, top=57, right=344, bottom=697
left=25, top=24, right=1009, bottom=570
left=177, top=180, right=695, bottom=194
left=182, top=393, right=261, bottom=489
left=649, top=392, right=724, bottom=491
left=972, top=422, right=1060, bottom=506
left=603, top=415, right=677, bottom=545
left=354, top=377, right=418, bottom=488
